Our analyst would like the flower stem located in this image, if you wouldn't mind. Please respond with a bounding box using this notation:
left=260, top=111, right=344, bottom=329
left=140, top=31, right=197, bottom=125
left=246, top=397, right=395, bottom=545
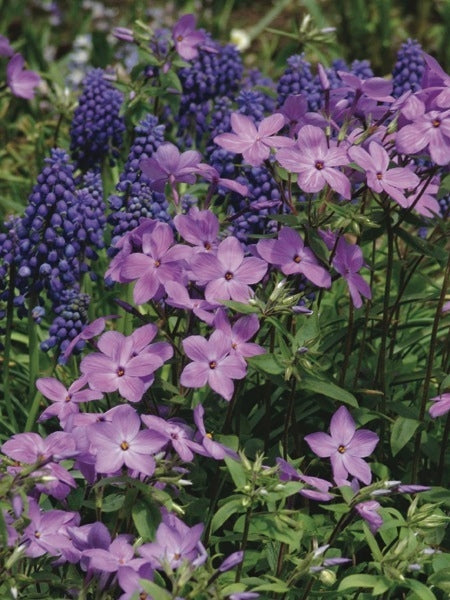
left=2, top=264, right=18, bottom=431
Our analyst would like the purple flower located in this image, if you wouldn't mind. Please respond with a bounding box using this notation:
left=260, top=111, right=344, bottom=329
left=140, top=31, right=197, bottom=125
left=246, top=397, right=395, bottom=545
left=139, top=512, right=206, bottom=569
left=396, top=101, right=450, bottom=166
left=276, top=457, right=333, bottom=502
left=165, top=281, right=217, bottom=324
left=213, top=310, right=265, bottom=359
left=141, top=414, right=203, bottom=462
left=214, top=112, right=294, bottom=167
left=172, top=14, right=207, bottom=61
left=83, top=535, right=145, bottom=573
left=195, top=163, right=249, bottom=196
left=193, top=404, right=238, bottom=460
left=337, top=71, right=394, bottom=102
left=113, top=27, right=134, bottom=43
left=277, top=125, right=351, bottom=199
left=174, top=208, right=220, bottom=253
left=348, top=141, right=420, bottom=206
left=80, top=323, right=173, bottom=402
left=190, top=236, right=267, bottom=303
left=355, top=500, right=383, bottom=533
left=36, top=375, right=102, bottom=426
left=304, top=406, right=379, bottom=486
left=0, top=35, right=14, bottom=57
left=7, top=53, right=41, bottom=99
left=332, top=237, right=372, bottom=309
left=61, top=315, right=119, bottom=363
left=88, top=405, right=166, bottom=475
left=429, top=393, right=450, bottom=418
left=218, top=550, right=244, bottom=572
left=256, top=226, right=331, bottom=288
left=180, top=330, right=247, bottom=401
left=120, top=222, right=187, bottom=304
left=140, top=142, right=202, bottom=202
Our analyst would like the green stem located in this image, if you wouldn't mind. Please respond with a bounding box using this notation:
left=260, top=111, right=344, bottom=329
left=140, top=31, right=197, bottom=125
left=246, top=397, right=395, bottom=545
left=437, top=412, right=450, bottom=485
left=25, top=295, right=40, bottom=432
left=2, top=264, right=18, bottom=431
left=339, top=300, right=354, bottom=387
left=412, top=250, right=450, bottom=482
left=235, top=505, right=253, bottom=583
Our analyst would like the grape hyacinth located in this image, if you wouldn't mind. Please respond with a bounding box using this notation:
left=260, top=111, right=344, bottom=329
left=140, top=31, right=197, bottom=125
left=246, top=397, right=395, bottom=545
left=277, top=54, right=322, bottom=111
left=392, top=39, right=425, bottom=98
left=70, top=68, right=125, bottom=171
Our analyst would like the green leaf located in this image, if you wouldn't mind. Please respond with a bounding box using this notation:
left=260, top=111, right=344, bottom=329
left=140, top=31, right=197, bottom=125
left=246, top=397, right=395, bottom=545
left=338, top=574, right=390, bottom=594
left=390, top=417, right=420, bottom=457
left=225, top=456, right=247, bottom=489
left=211, top=498, right=243, bottom=533
left=248, top=353, right=284, bottom=375
left=252, top=581, right=290, bottom=593
left=402, top=578, right=437, bottom=599
left=140, top=580, right=172, bottom=600
left=220, top=300, right=260, bottom=314
left=132, top=499, right=161, bottom=541
left=301, top=376, right=359, bottom=407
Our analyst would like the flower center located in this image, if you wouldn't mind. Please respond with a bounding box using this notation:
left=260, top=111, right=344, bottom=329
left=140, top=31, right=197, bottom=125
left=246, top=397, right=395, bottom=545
left=206, top=432, right=213, bottom=439
left=35, top=530, right=41, bottom=538
left=117, top=367, right=125, bottom=377
left=204, top=242, right=211, bottom=250
left=154, top=260, right=161, bottom=268
left=338, top=445, right=346, bottom=454
left=174, top=552, right=181, bottom=560
left=209, top=361, right=217, bottom=369
left=376, top=172, right=383, bottom=180
left=139, top=594, right=148, bottom=600
left=120, top=441, right=129, bottom=451
left=65, top=394, right=72, bottom=403
left=315, top=160, right=324, bottom=170
left=432, top=118, right=441, bottom=128
left=176, top=35, right=183, bottom=42
left=293, top=254, right=302, bottom=263
left=225, top=271, right=233, bottom=280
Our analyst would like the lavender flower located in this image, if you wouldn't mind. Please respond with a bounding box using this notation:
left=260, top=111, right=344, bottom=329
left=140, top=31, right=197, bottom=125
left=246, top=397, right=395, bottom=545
left=429, top=393, right=450, bottom=418
left=332, top=237, right=372, bottom=308
left=172, top=14, right=206, bottom=61
left=304, top=406, right=379, bottom=486
left=276, top=457, right=333, bottom=502
left=141, top=414, right=203, bottom=462
left=193, top=404, right=238, bottom=460
left=6, top=53, right=41, bottom=99
left=355, top=500, right=383, bottom=533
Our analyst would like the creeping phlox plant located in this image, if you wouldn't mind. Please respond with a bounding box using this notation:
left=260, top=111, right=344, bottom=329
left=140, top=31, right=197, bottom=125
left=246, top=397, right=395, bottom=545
left=0, top=10, right=449, bottom=600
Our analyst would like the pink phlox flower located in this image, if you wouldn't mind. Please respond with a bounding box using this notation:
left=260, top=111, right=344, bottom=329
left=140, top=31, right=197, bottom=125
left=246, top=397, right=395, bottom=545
left=190, top=235, right=267, bottom=303
left=349, top=141, right=420, bottom=205
left=140, top=142, right=202, bottom=202
left=84, top=535, right=146, bottom=573
left=213, top=310, right=265, bottom=359
left=88, top=405, right=167, bottom=476
left=396, top=99, right=450, bottom=165
left=337, top=71, right=394, bottom=103
left=355, top=500, right=383, bottom=534
left=332, top=237, right=372, bottom=309
left=80, top=323, right=173, bottom=402
left=279, top=94, right=327, bottom=137
left=22, top=498, right=79, bottom=559
left=276, top=457, right=333, bottom=502
left=174, top=207, right=220, bottom=254
left=304, top=405, right=379, bottom=486
left=142, top=414, right=203, bottom=462
left=0, top=35, right=14, bottom=57
left=139, top=513, right=206, bottom=569
left=401, top=179, right=441, bottom=217
left=421, top=51, right=450, bottom=108
left=429, top=392, right=450, bottom=418
left=194, top=163, right=249, bottom=196
left=117, top=564, right=154, bottom=600
left=165, top=281, right=218, bottom=325
left=214, top=112, right=294, bottom=167
left=277, top=125, right=351, bottom=199
left=120, top=222, right=188, bottom=305
left=172, top=14, right=207, bottom=61
left=180, top=330, right=247, bottom=401
left=256, top=226, right=331, bottom=288
left=61, top=315, right=119, bottom=363
left=36, top=375, right=102, bottom=426
left=7, top=53, right=41, bottom=99
left=193, top=404, right=238, bottom=460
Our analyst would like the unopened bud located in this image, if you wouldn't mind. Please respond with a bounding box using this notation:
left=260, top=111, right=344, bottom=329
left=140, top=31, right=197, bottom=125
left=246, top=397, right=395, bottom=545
left=319, top=569, right=336, bottom=586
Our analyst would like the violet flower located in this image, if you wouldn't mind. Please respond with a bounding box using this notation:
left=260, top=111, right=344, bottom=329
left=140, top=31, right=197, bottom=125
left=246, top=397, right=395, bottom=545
left=88, top=405, right=167, bottom=476
left=355, top=500, right=383, bottom=534
left=61, top=315, right=119, bottom=363
left=141, top=414, right=203, bottom=462
left=214, top=112, right=294, bottom=167
left=190, top=236, right=267, bottom=303
left=304, top=406, right=379, bottom=486
left=276, top=457, right=333, bottom=502
left=120, top=222, right=187, bottom=304
left=277, top=125, right=351, bottom=199
left=429, top=392, right=450, bottom=418
left=165, top=281, right=218, bottom=324
left=213, top=310, right=265, bottom=359
left=193, top=404, right=238, bottom=460
left=36, top=375, right=102, bottom=426
left=0, top=35, right=14, bottom=57
left=337, top=71, right=394, bottom=102
left=332, top=237, right=372, bottom=309
left=348, top=141, right=420, bottom=206
left=256, top=226, right=331, bottom=288
left=139, top=513, right=206, bottom=569
left=140, top=142, right=202, bottom=203
left=83, top=535, right=146, bottom=573
left=80, top=323, right=173, bottom=402
left=7, top=53, right=41, bottom=100
left=180, top=330, right=247, bottom=401
left=173, top=207, right=220, bottom=253
left=172, top=14, right=206, bottom=61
